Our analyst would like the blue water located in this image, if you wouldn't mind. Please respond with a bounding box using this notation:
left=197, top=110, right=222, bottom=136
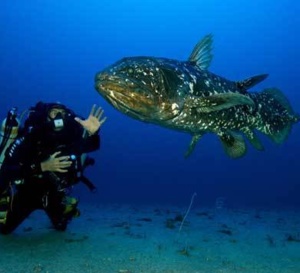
left=1, top=0, right=299, bottom=209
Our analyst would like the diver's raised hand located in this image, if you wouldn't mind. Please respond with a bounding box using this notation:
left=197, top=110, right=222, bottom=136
left=40, top=151, right=72, bottom=173
left=74, top=104, right=107, bottom=135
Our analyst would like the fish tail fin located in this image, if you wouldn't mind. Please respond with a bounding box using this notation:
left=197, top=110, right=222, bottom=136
left=255, top=88, right=299, bottom=144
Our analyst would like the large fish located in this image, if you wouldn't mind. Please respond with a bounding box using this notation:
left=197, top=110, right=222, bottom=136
left=95, top=34, right=299, bottom=158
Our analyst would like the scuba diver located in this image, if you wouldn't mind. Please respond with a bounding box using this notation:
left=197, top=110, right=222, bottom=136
left=0, top=102, right=106, bottom=234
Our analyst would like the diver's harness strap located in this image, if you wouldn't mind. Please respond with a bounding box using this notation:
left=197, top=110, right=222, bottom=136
left=79, top=174, right=97, bottom=192
left=74, top=154, right=97, bottom=192
left=80, top=155, right=97, bottom=192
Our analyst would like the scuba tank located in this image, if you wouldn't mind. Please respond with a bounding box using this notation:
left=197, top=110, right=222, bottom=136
left=0, top=108, right=20, bottom=169
left=0, top=108, right=20, bottom=225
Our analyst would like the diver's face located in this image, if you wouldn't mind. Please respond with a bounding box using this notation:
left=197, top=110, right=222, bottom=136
left=48, top=108, right=67, bottom=119
left=48, top=108, right=67, bottom=131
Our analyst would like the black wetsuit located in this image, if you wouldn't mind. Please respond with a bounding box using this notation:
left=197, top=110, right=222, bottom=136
left=0, top=116, right=100, bottom=234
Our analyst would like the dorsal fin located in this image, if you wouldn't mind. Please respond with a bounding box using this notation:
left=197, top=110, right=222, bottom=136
left=188, top=34, right=213, bottom=70
left=237, top=74, right=269, bottom=91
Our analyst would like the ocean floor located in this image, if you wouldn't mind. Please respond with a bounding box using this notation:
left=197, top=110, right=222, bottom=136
left=0, top=203, right=299, bottom=273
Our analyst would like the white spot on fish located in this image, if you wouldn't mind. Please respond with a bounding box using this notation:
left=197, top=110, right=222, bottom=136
left=191, top=74, right=197, bottom=83
left=189, top=82, right=194, bottom=93
left=171, top=103, right=180, bottom=115
left=172, top=103, right=178, bottom=110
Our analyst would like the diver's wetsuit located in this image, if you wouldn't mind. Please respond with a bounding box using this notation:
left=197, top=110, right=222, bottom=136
left=0, top=112, right=100, bottom=234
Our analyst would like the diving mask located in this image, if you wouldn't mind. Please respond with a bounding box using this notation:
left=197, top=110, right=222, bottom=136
left=48, top=108, right=67, bottom=130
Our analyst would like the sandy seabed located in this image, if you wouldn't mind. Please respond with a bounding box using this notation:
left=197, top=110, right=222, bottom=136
left=0, top=203, right=299, bottom=273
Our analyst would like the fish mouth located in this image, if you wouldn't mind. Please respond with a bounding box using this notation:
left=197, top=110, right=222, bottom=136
left=95, top=72, right=182, bottom=121
left=95, top=76, right=157, bottom=120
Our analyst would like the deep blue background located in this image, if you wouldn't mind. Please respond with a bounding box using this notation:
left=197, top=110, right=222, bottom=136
left=0, top=1, right=299, bottom=208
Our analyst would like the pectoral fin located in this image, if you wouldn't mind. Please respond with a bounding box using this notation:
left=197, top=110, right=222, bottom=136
left=185, top=134, right=203, bottom=158
left=186, top=93, right=255, bottom=113
left=218, top=131, right=247, bottom=158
